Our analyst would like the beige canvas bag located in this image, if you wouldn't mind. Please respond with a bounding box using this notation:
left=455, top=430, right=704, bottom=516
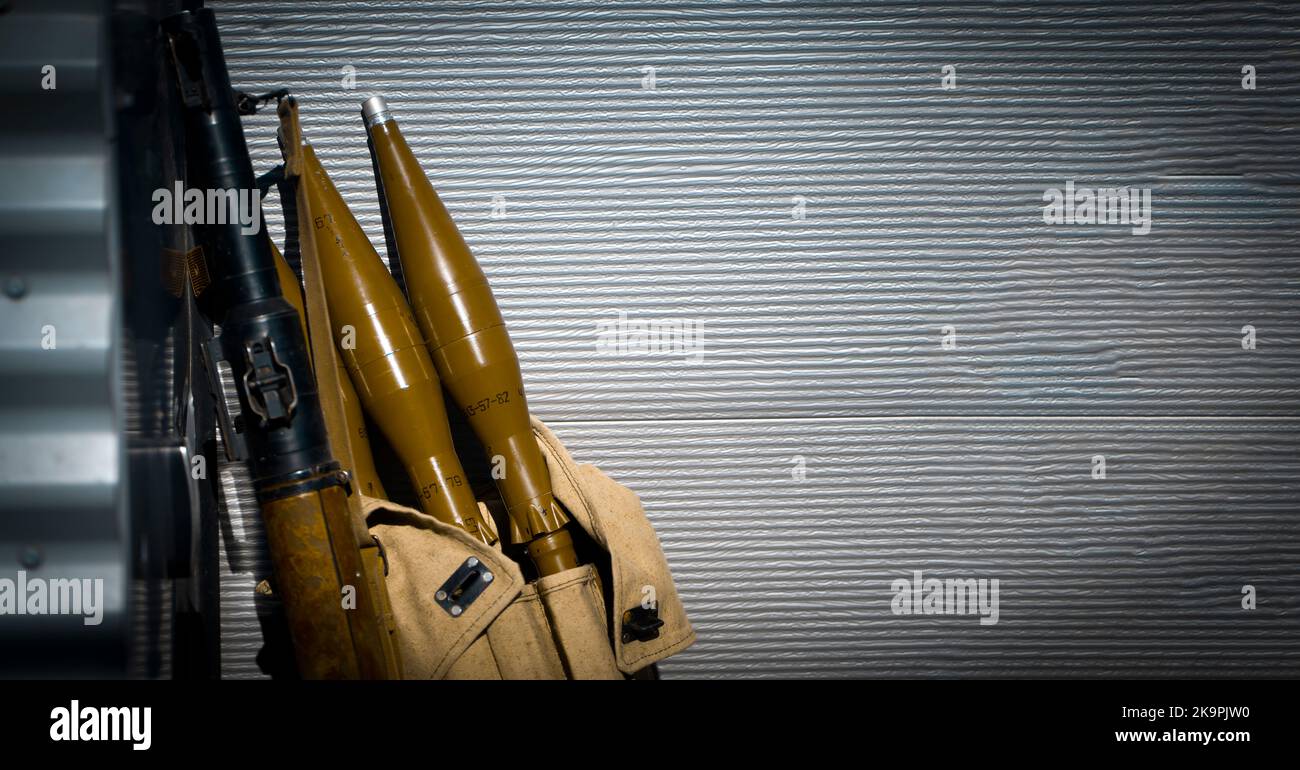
left=366, top=417, right=695, bottom=679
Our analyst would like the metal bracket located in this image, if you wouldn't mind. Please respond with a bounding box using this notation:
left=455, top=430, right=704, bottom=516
left=622, top=605, right=664, bottom=644
left=163, top=30, right=209, bottom=110
left=235, top=88, right=289, bottom=116
left=434, top=557, right=495, bottom=618
left=241, top=336, right=297, bottom=427
left=200, top=337, right=247, bottom=462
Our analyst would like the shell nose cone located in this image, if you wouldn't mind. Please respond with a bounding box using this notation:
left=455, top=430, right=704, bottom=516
left=361, top=95, right=392, bottom=126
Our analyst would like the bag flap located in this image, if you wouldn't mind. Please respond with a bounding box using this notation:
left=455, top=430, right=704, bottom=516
left=530, top=418, right=696, bottom=673
left=362, top=494, right=526, bottom=679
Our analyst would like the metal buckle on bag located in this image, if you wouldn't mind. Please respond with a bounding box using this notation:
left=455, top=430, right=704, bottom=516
left=434, top=557, right=495, bottom=617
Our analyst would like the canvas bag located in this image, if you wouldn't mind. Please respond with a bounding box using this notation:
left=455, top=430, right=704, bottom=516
left=366, top=416, right=695, bottom=679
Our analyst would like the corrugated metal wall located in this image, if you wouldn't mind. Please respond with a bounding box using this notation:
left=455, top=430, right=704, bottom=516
left=212, top=0, right=1300, bottom=677
left=0, top=0, right=130, bottom=675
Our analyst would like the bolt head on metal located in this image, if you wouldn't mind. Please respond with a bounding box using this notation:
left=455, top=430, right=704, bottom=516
left=467, top=557, right=479, bottom=568
left=4, top=276, right=26, bottom=300
left=435, top=590, right=448, bottom=601
left=450, top=605, right=463, bottom=617
left=18, top=545, right=41, bottom=569
left=482, top=571, right=494, bottom=583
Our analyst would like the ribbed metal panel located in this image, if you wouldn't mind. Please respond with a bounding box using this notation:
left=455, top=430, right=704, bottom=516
left=556, top=418, right=1300, bottom=677
left=210, top=0, right=1300, bottom=677
left=214, top=359, right=279, bottom=679
left=0, top=0, right=130, bottom=675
